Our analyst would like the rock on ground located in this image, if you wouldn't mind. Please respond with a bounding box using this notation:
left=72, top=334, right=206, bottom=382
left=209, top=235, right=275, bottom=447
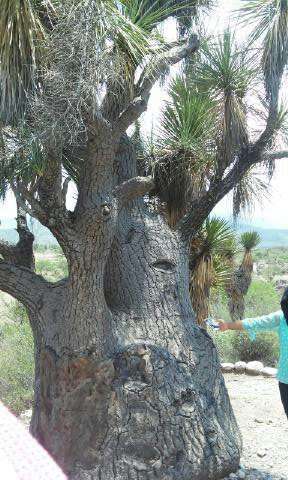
left=261, top=367, right=277, bottom=378
left=235, top=361, right=247, bottom=374
left=221, top=362, right=235, bottom=372
left=246, top=361, right=264, bottom=376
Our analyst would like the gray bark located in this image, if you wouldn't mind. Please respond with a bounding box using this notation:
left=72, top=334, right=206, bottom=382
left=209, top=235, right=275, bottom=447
left=23, top=137, right=242, bottom=480
left=30, top=214, right=241, bottom=480
left=226, top=261, right=253, bottom=322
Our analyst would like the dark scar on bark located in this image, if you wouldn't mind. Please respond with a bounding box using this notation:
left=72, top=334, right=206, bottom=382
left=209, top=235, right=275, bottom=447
left=152, top=260, right=176, bottom=272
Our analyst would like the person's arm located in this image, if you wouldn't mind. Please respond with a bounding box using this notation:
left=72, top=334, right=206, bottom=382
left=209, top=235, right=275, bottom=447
left=217, top=311, right=282, bottom=339
left=218, top=320, right=244, bottom=332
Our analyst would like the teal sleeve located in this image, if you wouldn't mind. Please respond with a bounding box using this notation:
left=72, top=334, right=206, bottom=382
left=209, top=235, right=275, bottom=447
left=242, top=311, right=282, bottom=341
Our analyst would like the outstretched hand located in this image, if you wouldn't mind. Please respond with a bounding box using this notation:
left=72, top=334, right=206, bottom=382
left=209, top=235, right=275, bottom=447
left=217, top=320, right=229, bottom=332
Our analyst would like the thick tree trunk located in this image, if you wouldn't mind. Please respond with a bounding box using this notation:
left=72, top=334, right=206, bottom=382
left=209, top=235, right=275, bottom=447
left=22, top=137, right=241, bottom=480
left=28, top=207, right=241, bottom=480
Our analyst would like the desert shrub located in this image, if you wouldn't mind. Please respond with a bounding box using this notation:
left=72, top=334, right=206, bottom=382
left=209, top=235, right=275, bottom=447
left=230, top=331, right=279, bottom=366
left=209, top=278, right=281, bottom=365
left=0, top=307, right=34, bottom=415
left=210, top=329, right=279, bottom=366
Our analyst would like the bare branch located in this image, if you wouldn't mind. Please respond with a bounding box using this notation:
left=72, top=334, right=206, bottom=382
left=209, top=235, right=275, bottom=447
left=62, top=176, right=71, bottom=207
left=116, top=35, right=199, bottom=132
left=11, top=185, right=35, bottom=218
left=116, top=98, right=148, bottom=135
left=0, top=261, right=49, bottom=311
left=263, top=150, right=288, bottom=161
left=11, top=182, right=48, bottom=227
left=178, top=142, right=288, bottom=240
left=114, top=176, right=155, bottom=204
left=178, top=154, right=253, bottom=239
left=137, top=35, right=199, bottom=99
left=0, top=241, right=14, bottom=260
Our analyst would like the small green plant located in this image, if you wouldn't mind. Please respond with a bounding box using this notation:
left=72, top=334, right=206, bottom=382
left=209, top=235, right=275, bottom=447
left=0, top=317, right=34, bottom=414
left=231, top=331, right=279, bottom=366
left=35, top=255, right=68, bottom=281
left=210, top=278, right=281, bottom=365
left=210, top=328, right=279, bottom=366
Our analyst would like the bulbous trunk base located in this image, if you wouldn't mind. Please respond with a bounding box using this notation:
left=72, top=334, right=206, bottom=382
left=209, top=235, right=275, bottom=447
left=34, top=336, right=241, bottom=480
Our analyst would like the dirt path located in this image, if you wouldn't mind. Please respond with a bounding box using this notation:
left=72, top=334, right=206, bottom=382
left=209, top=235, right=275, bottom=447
left=224, top=374, right=288, bottom=479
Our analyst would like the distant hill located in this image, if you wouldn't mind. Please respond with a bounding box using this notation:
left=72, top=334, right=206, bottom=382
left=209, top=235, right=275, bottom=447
left=235, top=223, right=288, bottom=248
left=0, top=218, right=58, bottom=246
left=1, top=217, right=288, bottom=248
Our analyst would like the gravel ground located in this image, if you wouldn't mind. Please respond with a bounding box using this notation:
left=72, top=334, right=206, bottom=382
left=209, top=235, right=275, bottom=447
left=222, top=374, right=288, bottom=480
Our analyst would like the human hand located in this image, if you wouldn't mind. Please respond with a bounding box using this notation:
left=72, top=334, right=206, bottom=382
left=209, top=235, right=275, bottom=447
left=217, top=320, right=229, bottom=332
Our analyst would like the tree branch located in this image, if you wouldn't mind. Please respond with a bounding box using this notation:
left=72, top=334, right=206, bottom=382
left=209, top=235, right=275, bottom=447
left=11, top=185, right=35, bottom=218
left=62, top=176, right=71, bottom=207
left=0, top=241, right=14, bottom=260
left=13, top=182, right=48, bottom=223
left=114, top=176, right=155, bottom=204
left=116, top=98, right=148, bottom=135
left=178, top=65, right=288, bottom=240
left=137, top=35, right=199, bottom=99
left=116, top=35, right=199, bottom=132
left=263, top=150, right=288, bottom=161
left=178, top=150, right=257, bottom=239
left=0, top=261, right=49, bottom=311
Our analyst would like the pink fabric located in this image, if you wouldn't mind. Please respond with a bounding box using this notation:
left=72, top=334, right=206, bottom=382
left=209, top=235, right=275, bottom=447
left=0, top=402, right=66, bottom=479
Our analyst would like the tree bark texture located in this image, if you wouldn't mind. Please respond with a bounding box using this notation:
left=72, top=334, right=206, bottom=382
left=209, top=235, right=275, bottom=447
left=18, top=137, right=241, bottom=480
left=226, top=264, right=252, bottom=322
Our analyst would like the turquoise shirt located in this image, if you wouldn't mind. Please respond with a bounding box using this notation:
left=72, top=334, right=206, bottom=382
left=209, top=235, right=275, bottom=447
left=243, top=311, right=288, bottom=384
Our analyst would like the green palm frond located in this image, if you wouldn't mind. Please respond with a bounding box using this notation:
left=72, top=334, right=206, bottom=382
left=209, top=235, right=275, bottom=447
left=194, top=30, right=254, bottom=163
left=121, top=0, right=215, bottom=33
left=211, top=253, right=233, bottom=289
left=195, top=30, right=255, bottom=163
left=159, top=76, right=216, bottom=150
left=240, top=0, right=288, bottom=99
left=0, top=125, right=46, bottom=197
left=153, top=76, right=217, bottom=225
left=240, top=231, right=261, bottom=251
left=121, top=0, right=189, bottom=33
left=190, top=215, right=236, bottom=325
left=232, top=168, right=271, bottom=219
left=200, top=217, right=236, bottom=255
left=196, top=30, right=254, bottom=96
left=0, top=0, right=54, bottom=122
left=221, top=237, right=239, bottom=261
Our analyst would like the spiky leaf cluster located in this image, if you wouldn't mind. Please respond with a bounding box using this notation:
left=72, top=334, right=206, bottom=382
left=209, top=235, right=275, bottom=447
left=240, top=231, right=261, bottom=251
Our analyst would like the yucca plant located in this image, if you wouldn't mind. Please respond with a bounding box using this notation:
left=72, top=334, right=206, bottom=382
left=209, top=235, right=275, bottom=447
left=240, top=231, right=261, bottom=277
left=226, top=231, right=261, bottom=321
left=0, top=0, right=49, bottom=122
left=189, top=217, right=236, bottom=326
left=153, top=75, right=217, bottom=226
left=194, top=30, right=254, bottom=165
left=240, top=0, right=288, bottom=100
left=152, top=30, right=258, bottom=227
